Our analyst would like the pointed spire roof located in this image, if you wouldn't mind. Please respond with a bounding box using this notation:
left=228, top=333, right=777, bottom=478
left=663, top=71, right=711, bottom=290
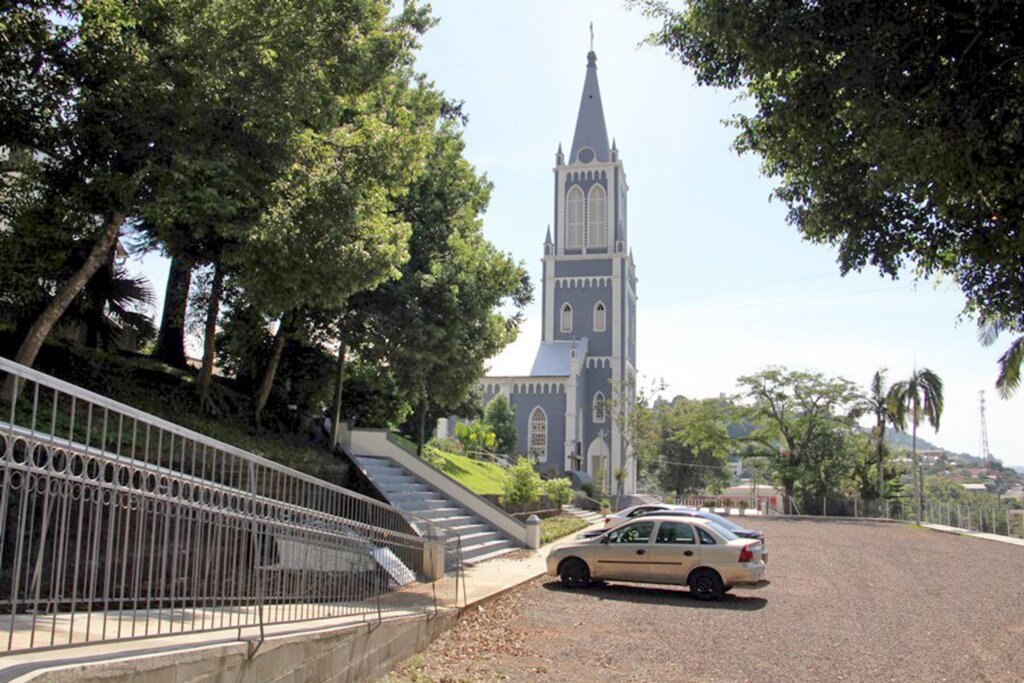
left=569, top=50, right=610, bottom=164
left=545, top=225, right=553, bottom=244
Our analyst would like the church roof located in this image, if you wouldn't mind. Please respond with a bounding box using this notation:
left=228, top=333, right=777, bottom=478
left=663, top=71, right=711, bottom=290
left=529, top=338, right=588, bottom=376
left=569, top=51, right=610, bottom=164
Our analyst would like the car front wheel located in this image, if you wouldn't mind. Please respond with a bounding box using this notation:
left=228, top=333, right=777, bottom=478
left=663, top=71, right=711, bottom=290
left=688, top=568, right=723, bottom=600
left=559, top=558, right=591, bottom=589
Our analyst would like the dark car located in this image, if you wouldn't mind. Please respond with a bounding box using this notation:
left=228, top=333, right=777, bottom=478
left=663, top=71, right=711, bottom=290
left=635, top=509, right=768, bottom=562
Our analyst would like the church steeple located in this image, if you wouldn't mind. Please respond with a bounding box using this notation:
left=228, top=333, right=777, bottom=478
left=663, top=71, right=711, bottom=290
left=569, top=50, right=610, bottom=164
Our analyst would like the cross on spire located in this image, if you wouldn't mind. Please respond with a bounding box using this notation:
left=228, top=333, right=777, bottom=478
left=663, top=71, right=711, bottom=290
left=590, top=22, right=594, bottom=51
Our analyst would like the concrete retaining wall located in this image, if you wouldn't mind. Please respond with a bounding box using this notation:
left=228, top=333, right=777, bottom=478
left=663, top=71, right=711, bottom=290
left=21, top=611, right=458, bottom=683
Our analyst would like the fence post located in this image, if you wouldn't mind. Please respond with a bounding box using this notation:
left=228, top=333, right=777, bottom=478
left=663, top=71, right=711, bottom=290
left=854, top=497, right=858, bottom=518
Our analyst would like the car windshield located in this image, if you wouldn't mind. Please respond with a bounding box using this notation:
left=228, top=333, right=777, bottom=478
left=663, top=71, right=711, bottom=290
left=703, top=520, right=738, bottom=541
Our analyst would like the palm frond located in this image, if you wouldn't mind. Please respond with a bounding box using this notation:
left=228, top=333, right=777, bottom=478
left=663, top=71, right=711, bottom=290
left=996, top=335, right=1024, bottom=399
left=977, top=317, right=1005, bottom=347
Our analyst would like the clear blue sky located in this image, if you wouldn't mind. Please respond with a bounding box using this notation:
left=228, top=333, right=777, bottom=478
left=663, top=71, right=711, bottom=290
left=132, top=0, right=1022, bottom=466
left=414, top=0, right=1023, bottom=466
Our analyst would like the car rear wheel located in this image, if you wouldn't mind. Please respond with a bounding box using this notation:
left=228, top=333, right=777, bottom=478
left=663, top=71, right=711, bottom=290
left=688, top=568, right=723, bottom=600
left=560, top=558, right=591, bottom=589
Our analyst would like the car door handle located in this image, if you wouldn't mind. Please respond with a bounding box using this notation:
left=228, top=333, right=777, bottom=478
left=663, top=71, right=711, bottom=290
left=636, top=549, right=646, bottom=556
left=684, top=550, right=694, bottom=557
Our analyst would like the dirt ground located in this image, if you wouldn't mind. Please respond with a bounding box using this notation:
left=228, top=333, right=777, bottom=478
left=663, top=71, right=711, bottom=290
left=383, top=518, right=1024, bottom=682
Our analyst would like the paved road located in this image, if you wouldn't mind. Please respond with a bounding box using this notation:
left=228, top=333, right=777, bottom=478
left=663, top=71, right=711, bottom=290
left=386, top=518, right=1024, bottom=682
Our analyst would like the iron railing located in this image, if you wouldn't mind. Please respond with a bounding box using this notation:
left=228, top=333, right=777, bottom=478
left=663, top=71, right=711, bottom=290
left=0, top=357, right=462, bottom=654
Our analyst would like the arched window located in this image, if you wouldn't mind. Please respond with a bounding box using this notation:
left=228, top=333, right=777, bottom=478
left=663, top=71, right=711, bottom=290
left=593, top=301, right=606, bottom=332
left=587, top=184, right=607, bottom=247
left=560, top=303, right=573, bottom=333
left=593, top=392, right=606, bottom=423
left=566, top=186, right=584, bottom=248
left=529, top=407, right=547, bottom=462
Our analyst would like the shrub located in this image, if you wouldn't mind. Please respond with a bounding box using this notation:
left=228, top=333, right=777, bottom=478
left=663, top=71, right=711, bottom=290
left=501, top=456, right=542, bottom=506
left=543, top=478, right=574, bottom=509
left=428, top=436, right=462, bottom=455
left=455, top=420, right=496, bottom=453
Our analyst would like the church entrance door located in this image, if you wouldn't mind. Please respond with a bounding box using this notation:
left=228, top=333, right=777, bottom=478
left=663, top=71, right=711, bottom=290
left=587, top=436, right=610, bottom=491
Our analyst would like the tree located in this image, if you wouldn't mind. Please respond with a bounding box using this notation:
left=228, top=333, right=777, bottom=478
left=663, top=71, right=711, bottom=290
left=349, top=124, right=531, bottom=454
left=858, top=369, right=900, bottom=500
left=642, top=1, right=1024, bottom=386
left=738, top=367, right=862, bottom=509
left=978, top=319, right=1024, bottom=399
left=606, top=373, right=665, bottom=504
left=655, top=397, right=733, bottom=499
left=889, top=368, right=944, bottom=525
left=483, top=394, right=517, bottom=456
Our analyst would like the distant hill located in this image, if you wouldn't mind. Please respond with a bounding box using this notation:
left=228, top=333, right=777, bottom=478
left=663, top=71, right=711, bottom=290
left=884, top=428, right=992, bottom=467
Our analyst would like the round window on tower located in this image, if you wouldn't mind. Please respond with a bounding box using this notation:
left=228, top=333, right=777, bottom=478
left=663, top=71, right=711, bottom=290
left=577, top=147, right=595, bottom=163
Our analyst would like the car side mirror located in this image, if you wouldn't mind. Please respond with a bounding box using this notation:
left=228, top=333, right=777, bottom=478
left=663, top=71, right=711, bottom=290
left=599, top=536, right=609, bottom=544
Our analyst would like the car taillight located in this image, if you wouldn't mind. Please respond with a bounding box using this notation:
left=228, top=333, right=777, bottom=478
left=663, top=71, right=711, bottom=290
left=738, top=543, right=755, bottom=563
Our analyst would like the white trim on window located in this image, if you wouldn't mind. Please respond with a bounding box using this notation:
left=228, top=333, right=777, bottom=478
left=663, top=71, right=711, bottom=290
left=593, top=301, right=606, bottom=333
left=560, top=303, right=573, bottom=334
left=529, top=407, right=548, bottom=462
left=587, top=184, right=607, bottom=247
left=593, top=392, right=606, bottom=423
left=566, top=185, right=584, bottom=249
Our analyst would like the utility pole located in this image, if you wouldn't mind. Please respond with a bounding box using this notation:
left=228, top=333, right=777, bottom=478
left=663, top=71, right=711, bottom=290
left=979, top=390, right=991, bottom=469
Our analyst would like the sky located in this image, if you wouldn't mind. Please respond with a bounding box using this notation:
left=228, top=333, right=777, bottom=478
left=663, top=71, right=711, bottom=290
left=131, top=0, right=1023, bottom=466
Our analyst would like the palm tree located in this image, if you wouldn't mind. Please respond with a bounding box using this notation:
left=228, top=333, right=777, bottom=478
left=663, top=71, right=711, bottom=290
left=859, top=369, right=898, bottom=502
left=888, top=368, right=944, bottom=525
left=977, top=318, right=1024, bottom=398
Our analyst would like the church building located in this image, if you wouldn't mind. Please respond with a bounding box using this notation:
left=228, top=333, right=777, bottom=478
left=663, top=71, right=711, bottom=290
left=481, top=48, right=638, bottom=495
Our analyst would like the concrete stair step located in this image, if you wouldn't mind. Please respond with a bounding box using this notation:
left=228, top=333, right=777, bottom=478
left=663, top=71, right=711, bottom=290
left=409, top=507, right=465, bottom=520
left=459, top=530, right=502, bottom=546
left=448, top=522, right=489, bottom=535
left=462, top=541, right=518, bottom=565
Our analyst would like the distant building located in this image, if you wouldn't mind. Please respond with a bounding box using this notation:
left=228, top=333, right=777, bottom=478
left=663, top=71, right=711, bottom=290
left=961, top=483, right=988, bottom=492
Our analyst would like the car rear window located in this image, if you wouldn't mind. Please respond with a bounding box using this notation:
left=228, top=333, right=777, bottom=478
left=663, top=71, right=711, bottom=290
left=703, top=520, right=738, bottom=541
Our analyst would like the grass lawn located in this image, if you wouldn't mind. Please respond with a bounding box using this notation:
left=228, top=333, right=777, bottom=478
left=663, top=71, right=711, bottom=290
left=390, top=435, right=507, bottom=496
left=541, top=515, right=589, bottom=544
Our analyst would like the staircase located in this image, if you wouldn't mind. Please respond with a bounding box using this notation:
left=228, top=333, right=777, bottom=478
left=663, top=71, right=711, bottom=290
left=352, top=455, right=519, bottom=564
left=562, top=504, right=605, bottom=525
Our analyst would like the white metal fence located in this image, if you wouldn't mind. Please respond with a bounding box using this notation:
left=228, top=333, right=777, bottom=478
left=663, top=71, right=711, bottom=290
left=0, top=357, right=463, bottom=654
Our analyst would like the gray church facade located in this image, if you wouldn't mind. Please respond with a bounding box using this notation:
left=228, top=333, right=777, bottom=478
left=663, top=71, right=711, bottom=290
left=481, top=49, right=638, bottom=495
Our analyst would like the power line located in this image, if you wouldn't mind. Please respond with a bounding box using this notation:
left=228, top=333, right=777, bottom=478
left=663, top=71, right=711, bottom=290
left=658, top=283, right=914, bottom=317
left=645, top=272, right=836, bottom=306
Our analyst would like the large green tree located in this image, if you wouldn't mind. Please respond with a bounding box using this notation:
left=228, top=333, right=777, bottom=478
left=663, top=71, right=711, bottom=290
left=738, top=367, right=863, bottom=508
left=655, top=397, right=733, bottom=499
left=642, top=1, right=1024, bottom=386
left=350, top=124, right=531, bottom=454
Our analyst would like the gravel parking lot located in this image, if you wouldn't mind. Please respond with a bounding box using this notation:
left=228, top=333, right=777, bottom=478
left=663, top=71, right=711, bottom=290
left=386, top=518, right=1024, bottom=682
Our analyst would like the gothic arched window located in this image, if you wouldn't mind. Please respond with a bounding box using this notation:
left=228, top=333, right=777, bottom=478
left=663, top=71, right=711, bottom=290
left=566, top=186, right=584, bottom=249
left=587, top=184, right=607, bottom=247
left=593, top=301, right=606, bottom=332
left=593, top=392, right=606, bottom=423
left=529, top=407, right=547, bottom=461
left=560, top=303, right=573, bottom=334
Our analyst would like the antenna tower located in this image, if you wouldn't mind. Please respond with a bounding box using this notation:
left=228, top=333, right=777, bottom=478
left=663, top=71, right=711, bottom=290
left=979, top=390, right=991, bottom=468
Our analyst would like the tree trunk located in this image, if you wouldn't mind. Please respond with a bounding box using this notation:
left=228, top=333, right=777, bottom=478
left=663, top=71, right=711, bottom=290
left=254, top=313, right=294, bottom=428
left=876, top=421, right=885, bottom=502
left=416, top=398, right=428, bottom=457
left=197, top=261, right=224, bottom=413
left=153, top=254, right=192, bottom=368
left=912, top=401, right=921, bottom=525
left=329, top=339, right=346, bottom=449
left=3, top=213, right=126, bottom=402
